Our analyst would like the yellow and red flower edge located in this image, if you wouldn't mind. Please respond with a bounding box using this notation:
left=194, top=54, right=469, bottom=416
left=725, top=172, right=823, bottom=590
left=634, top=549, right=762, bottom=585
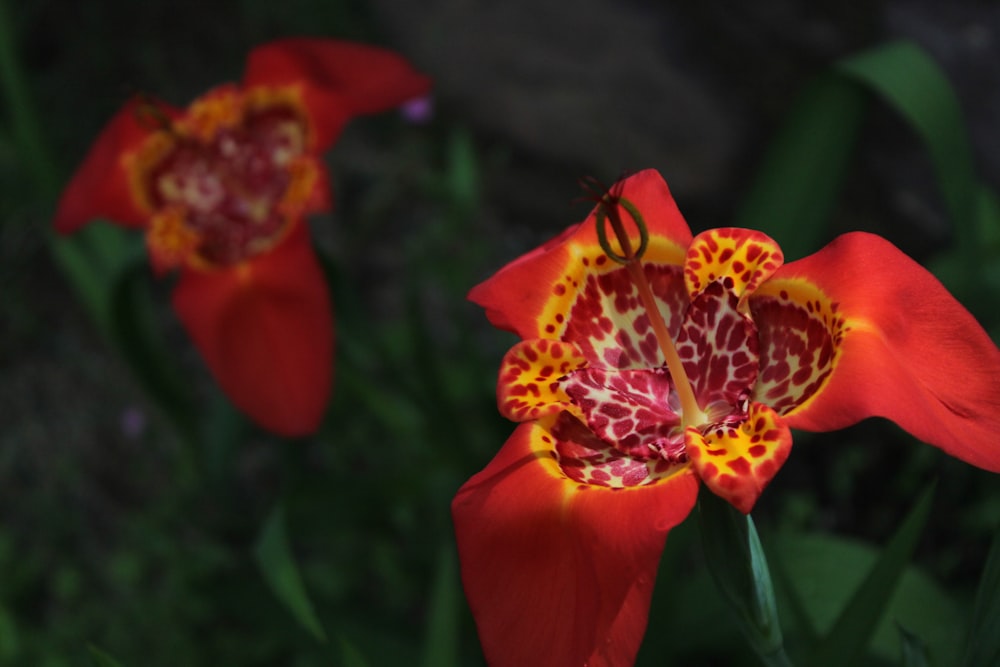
left=453, top=169, right=1000, bottom=667
left=54, top=38, right=431, bottom=437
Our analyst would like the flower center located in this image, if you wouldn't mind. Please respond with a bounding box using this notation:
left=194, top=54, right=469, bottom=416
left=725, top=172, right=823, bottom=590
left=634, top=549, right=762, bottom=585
left=592, top=190, right=707, bottom=427
left=556, top=191, right=763, bottom=465
left=135, top=87, right=318, bottom=269
left=562, top=276, right=758, bottom=462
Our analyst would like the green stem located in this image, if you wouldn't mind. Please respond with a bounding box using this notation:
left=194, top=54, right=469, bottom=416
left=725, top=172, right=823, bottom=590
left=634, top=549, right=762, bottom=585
left=0, top=0, right=58, bottom=196
left=759, top=647, right=796, bottom=667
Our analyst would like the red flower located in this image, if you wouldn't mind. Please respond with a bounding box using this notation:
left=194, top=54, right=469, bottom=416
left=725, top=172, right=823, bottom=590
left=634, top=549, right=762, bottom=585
left=54, top=38, right=430, bottom=437
left=453, top=169, right=1000, bottom=666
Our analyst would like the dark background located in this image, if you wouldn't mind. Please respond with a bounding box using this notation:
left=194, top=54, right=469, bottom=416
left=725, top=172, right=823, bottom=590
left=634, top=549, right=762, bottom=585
left=2, top=1, right=999, bottom=665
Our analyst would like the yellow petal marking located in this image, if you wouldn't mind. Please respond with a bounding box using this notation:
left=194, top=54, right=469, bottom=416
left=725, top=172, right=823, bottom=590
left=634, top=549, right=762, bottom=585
left=685, top=402, right=791, bottom=513
left=683, top=228, right=784, bottom=305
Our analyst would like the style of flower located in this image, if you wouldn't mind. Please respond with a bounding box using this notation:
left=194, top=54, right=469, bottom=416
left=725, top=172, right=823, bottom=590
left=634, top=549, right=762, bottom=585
left=452, top=169, right=1000, bottom=667
left=54, top=38, right=430, bottom=436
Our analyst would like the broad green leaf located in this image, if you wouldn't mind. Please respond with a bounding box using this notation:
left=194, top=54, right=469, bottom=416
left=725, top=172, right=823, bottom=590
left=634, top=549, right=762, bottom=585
left=775, top=532, right=962, bottom=666
left=87, top=645, right=124, bottom=667
left=805, top=484, right=939, bottom=666
left=734, top=74, right=866, bottom=261
left=898, top=624, right=930, bottom=667
left=737, top=40, right=982, bottom=274
left=698, top=489, right=793, bottom=667
left=837, top=42, right=978, bottom=259
left=253, top=505, right=327, bottom=642
left=961, top=526, right=1000, bottom=667
left=420, top=546, right=459, bottom=667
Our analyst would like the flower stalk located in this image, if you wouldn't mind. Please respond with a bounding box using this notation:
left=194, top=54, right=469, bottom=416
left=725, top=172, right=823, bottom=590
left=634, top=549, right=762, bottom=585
left=596, top=193, right=706, bottom=428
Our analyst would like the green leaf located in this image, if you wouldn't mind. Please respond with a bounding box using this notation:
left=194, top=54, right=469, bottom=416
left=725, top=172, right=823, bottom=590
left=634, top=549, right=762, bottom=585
left=0, top=0, right=57, bottom=196
left=87, top=645, right=125, bottom=667
left=50, top=224, right=136, bottom=342
left=836, top=42, right=978, bottom=258
left=975, top=185, right=1000, bottom=250
left=808, top=483, right=935, bottom=667
left=420, top=546, right=460, bottom=667
left=109, top=260, right=196, bottom=440
left=737, top=40, right=981, bottom=274
left=775, top=531, right=962, bottom=666
left=698, top=489, right=793, bottom=666
left=253, top=504, right=327, bottom=642
left=961, top=525, right=1000, bottom=667
left=0, top=603, right=18, bottom=661
left=734, top=74, right=867, bottom=261
left=898, top=624, right=930, bottom=667
left=968, top=186, right=1000, bottom=317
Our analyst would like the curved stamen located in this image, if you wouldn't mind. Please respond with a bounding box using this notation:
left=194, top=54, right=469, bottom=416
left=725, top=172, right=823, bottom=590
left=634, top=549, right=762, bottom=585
left=595, top=193, right=706, bottom=428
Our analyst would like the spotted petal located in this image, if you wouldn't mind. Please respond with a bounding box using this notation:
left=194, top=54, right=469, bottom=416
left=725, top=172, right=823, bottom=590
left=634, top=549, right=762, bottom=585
left=677, top=279, right=759, bottom=414
left=497, top=339, right=587, bottom=422
left=683, top=228, right=784, bottom=302
left=755, top=231, right=1000, bottom=472
left=452, top=417, right=699, bottom=667
left=563, top=366, right=683, bottom=459
left=243, top=38, right=432, bottom=152
left=686, top=402, right=792, bottom=513
left=171, top=223, right=333, bottom=436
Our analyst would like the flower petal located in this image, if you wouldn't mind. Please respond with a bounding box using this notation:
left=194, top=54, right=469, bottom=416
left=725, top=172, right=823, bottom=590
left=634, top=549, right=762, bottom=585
left=749, top=276, right=842, bottom=415
left=685, top=402, right=791, bottom=513
left=54, top=97, right=179, bottom=233
left=171, top=222, right=333, bottom=436
left=677, top=279, right=759, bottom=413
left=683, top=227, right=783, bottom=301
left=470, top=170, right=692, bottom=347
left=563, top=366, right=683, bottom=459
left=242, top=38, right=432, bottom=152
left=498, top=339, right=587, bottom=422
left=452, top=418, right=699, bottom=667
left=758, top=231, right=1000, bottom=472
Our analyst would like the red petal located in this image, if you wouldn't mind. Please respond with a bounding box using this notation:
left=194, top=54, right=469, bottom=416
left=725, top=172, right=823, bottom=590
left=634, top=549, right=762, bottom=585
left=54, top=97, right=179, bottom=233
left=171, top=223, right=333, bottom=436
left=469, top=169, right=693, bottom=340
left=452, top=419, right=699, bottom=667
left=762, top=232, right=1000, bottom=472
left=243, top=38, right=431, bottom=152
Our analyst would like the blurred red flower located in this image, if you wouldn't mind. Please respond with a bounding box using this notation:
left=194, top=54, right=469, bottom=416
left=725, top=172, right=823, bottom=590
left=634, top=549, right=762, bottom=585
left=55, top=38, right=430, bottom=436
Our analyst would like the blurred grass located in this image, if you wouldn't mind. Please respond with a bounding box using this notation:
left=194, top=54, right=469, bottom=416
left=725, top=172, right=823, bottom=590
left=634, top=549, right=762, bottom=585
left=0, top=1, right=999, bottom=666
